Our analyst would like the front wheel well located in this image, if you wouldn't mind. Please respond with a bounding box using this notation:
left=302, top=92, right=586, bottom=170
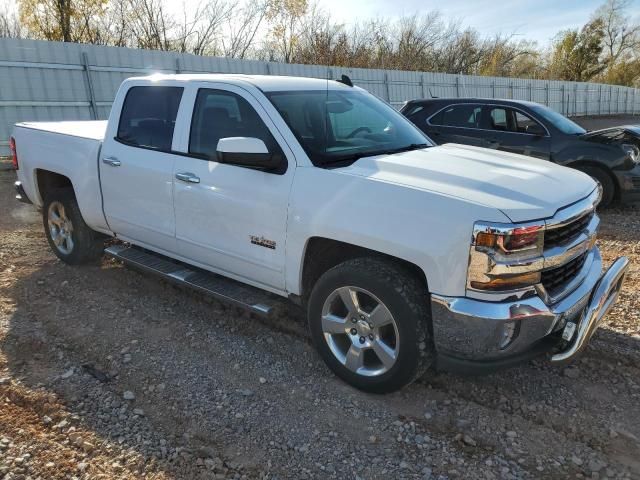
left=300, top=237, right=428, bottom=301
left=35, top=169, right=74, bottom=202
left=567, top=161, right=619, bottom=202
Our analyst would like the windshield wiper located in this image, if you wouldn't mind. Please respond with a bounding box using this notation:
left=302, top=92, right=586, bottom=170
left=320, top=143, right=430, bottom=166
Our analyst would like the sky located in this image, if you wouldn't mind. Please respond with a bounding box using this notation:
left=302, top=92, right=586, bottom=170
left=316, top=0, right=615, bottom=46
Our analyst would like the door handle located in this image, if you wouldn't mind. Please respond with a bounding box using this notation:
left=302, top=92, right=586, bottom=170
left=175, top=172, right=200, bottom=184
left=102, top=156, right=121, bottom=167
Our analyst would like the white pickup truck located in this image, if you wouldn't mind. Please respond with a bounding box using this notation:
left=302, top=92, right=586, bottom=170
left=11, top=74, right=629, bottom=392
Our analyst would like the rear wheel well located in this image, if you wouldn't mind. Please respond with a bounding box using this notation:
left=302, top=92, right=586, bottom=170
left=300, top=237, right=428, bottom=301
left=36, top=170, right=73, bottom=201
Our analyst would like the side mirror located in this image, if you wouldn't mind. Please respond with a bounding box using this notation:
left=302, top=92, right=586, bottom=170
left=216, top=137, right=283, bottom=170
left=526, top=124, right=546, bottom=136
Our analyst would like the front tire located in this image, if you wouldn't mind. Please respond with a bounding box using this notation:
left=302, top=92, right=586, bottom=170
left=43, top=188, right=104, bottom=265
left=308, top=257, right=434, bottom=393
left=578, top=165, right=616, bottom=207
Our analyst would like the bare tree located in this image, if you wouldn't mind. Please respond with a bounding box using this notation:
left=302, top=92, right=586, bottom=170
left=173, top=0, right=234, bottom=55
left=221, top=0, right=267, bottom=59
left=127, top=0, right=176, bottom=51
left=597, top=0, right=640, bottom=63
left=0, top=1, right=23, bottom=38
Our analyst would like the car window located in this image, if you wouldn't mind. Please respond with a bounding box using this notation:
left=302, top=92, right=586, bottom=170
left=430, top=104, right=481, bottom=128
left=189, top=89, right=279, bottom=159
left=117, top=86, right=183, bottom=151
left=489, top=107, right=510, bottom=131
left=514, top=111, right=543, bottom=134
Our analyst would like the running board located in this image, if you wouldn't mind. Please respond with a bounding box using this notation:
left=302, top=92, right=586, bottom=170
left=104, top=245, right=276, bottom=317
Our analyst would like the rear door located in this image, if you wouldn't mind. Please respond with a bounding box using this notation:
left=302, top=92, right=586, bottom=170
left=100, top=84, right=184, bottom=252
left=481, top=106, right=551, bottom=160
left=426, top=103, right=485, bottom=146
left=171, top=83, right=295, bottom=291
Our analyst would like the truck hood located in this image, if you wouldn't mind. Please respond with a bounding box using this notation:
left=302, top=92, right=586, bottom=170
left=334, top=143, right=597, bottom=223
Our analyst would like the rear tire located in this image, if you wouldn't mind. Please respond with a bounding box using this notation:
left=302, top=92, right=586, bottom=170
left=577, top=165, right=616, bottom=207
left=307, top=257, right=434, bottom=393
left=42, top=188, right=104, bottom=265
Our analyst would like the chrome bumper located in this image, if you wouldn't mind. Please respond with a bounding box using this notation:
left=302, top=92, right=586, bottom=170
left=431, top=248, right=629, bottom=364
left=550, top=256, right=628, bottom=363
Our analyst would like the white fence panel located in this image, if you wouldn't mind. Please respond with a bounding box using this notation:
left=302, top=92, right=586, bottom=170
left=1, top=37, right=640, bottom=154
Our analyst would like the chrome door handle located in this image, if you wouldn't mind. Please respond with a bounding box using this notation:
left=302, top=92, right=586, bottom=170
left=175, top=172, right=200, bottom=183
left=102, top=156, right=121, bottom=167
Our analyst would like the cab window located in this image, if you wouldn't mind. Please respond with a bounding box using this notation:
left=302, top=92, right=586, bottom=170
left=117, top=86, right=183, bottom=151
left=189, top=89, right=279, bottom=159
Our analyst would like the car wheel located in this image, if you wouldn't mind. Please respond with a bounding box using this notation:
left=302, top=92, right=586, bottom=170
left=578, top=165, right=616, bottom=208
left=43, top=188, right=105, bottom=265
left=308, top=257, right=434, bottom=393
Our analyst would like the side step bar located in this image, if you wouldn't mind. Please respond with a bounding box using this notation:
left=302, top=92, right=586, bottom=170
left=105, top=245, right=277, bottom=317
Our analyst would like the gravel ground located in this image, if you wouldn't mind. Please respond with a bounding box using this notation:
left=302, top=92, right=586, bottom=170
left=1, top=166, right=639, bottom=478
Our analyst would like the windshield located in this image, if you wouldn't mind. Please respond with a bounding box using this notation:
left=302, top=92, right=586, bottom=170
left=266, top=89, right=432, bottom=166
left=529, top=104, right=586, bottom=135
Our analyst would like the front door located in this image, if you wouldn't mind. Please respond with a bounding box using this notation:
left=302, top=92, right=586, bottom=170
left=481, top=106, right=551, bottom=160
left=100, top=85, right=184, bottom=252
left=172, top=84, right=295, bottom=291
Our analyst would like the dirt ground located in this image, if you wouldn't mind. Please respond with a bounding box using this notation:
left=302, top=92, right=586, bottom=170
left=1, top=163, right=639, bottom=478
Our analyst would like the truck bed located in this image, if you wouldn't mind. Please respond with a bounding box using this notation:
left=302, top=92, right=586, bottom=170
left=12, top=120, right=110, bottom=234
left=16, top=120, right=108, bottom=141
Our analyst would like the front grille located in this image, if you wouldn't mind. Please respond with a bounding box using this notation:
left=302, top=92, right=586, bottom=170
left=632, top=176, right=640, bottom=189
left=541, top=252, right=587, bottom=294
left=544, top=213, right=593, bottom=249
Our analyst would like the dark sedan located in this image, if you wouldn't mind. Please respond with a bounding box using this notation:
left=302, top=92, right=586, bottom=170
left=401, top=98, right=640, bottom=206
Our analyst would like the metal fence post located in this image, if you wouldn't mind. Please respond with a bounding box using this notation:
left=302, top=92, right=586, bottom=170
left=625, top=89, right=629, bottom=114
left=81, top=52, right=98, bottom=120
left=384, top=73, right=391, bottom=102
left=584, top=85, right=588, bottom=116
left=529, top=82, right=532, bottom=101
left=175, top=58, right=181, bottom=74
left=509, top=81, right=513, bottom=99
left=420, top=75, right=426, bottom=99
left=610, top=86, right=613, bottom=114
left=492, top=81, right=496, bottom=99
left=574, top=84, right=578, bottom=115
left=265, top=63, right=271, bottom=75
left=561, top=84, right=565, bottom=115
left=545, top=82, right=550, bottom=106
left=598, top=85, right=602, bottom=115
left=456, top=76, right=460, bottom=97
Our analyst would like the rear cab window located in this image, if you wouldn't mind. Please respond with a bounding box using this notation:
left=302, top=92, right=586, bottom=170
left=117, top=86, right=184, bottom=151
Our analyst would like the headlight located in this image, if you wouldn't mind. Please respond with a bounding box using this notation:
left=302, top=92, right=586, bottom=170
left=622, top=144, right=639, bottom=164
left=468, top=224, right=544, bottom=292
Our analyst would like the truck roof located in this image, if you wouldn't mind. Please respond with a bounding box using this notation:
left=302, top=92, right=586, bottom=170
left=126, top=73, right=356, bottom=92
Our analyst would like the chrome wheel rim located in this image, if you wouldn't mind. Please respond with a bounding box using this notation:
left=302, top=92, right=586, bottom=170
left=321, top=286, right=400, bottom=377
left=47, top=201, right=74, bottom=255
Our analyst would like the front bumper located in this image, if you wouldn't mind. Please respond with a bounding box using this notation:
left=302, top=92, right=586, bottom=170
left=614, top=165, right=640, bottom=204
left=431, top=248, right=629, bottom=370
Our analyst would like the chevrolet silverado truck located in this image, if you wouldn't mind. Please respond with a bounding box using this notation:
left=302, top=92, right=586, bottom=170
left=11, top=74, right=629, bottom=392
